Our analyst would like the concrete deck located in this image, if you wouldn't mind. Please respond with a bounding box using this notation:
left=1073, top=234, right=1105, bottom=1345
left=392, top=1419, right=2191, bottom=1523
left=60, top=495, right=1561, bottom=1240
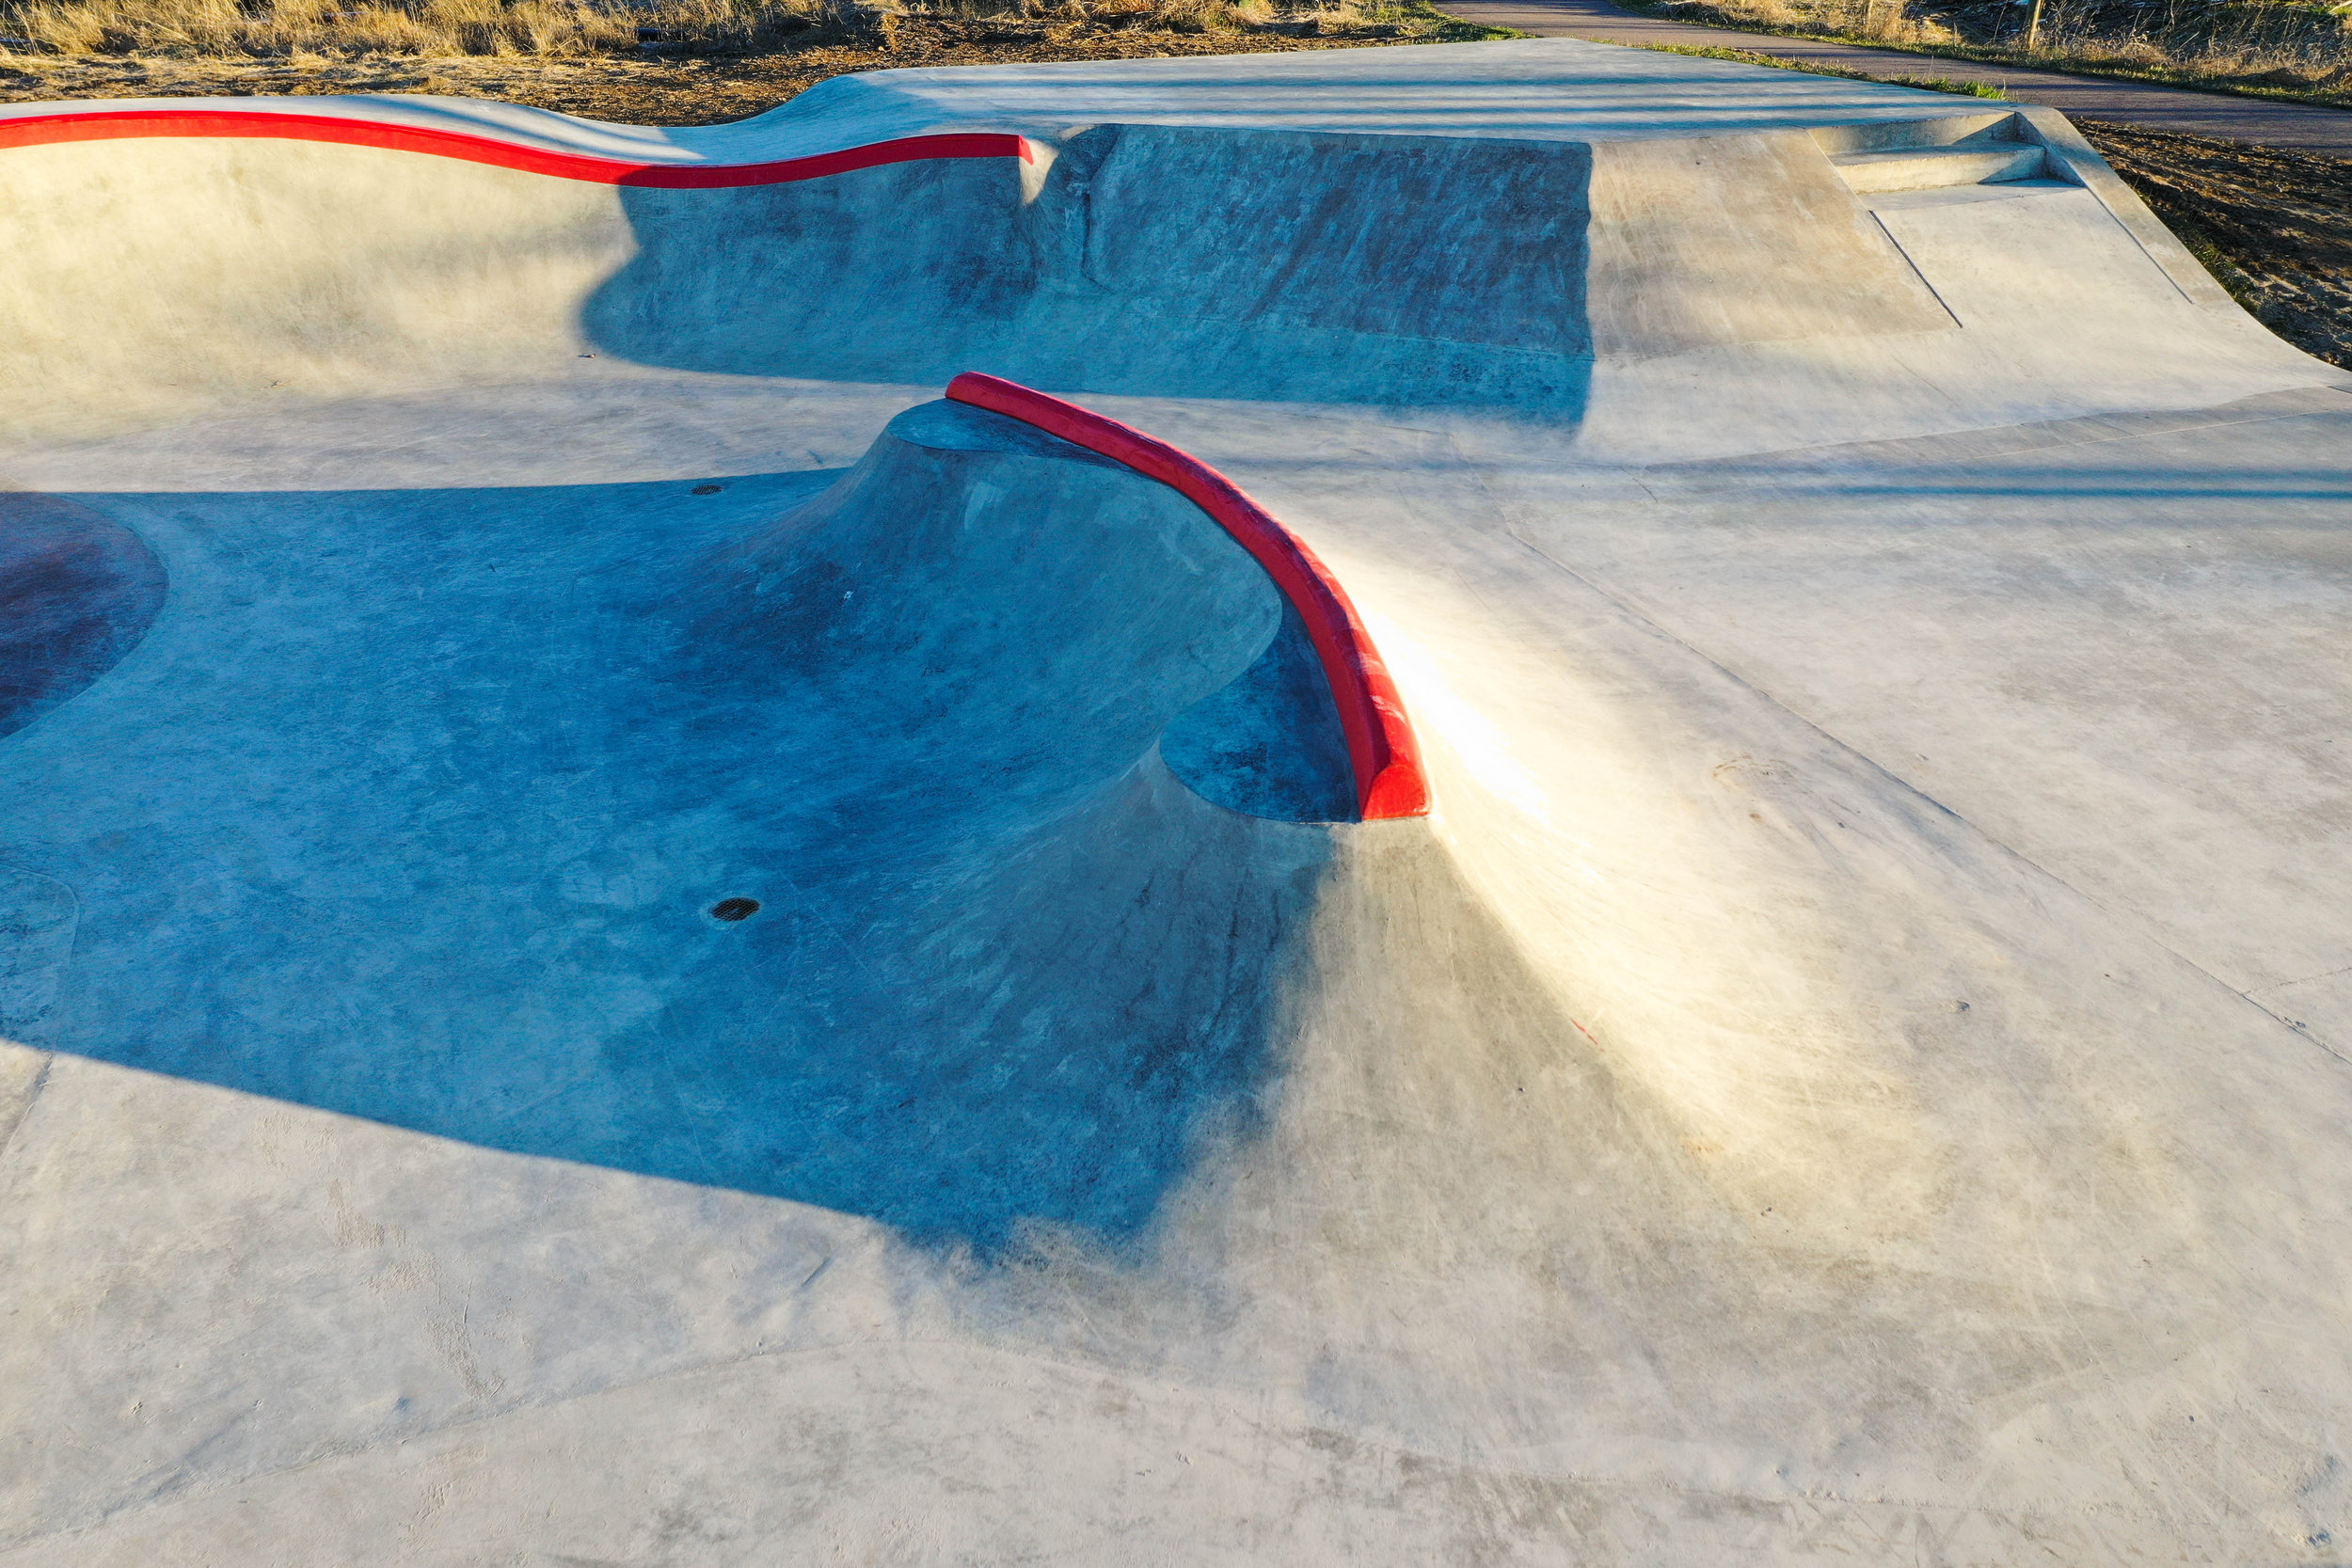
left=3, top=39, right=2350, bottom=1565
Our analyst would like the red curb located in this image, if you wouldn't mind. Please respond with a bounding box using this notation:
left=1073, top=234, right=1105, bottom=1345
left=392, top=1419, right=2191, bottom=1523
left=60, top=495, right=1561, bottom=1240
left=0, top=109, right=1029, bottom=186
left=946, top=372, right=1431, bottom=823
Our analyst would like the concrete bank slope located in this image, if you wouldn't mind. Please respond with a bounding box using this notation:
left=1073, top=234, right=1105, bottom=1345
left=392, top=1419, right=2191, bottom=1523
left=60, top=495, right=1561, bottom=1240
left=3, top=39, right=2352, bottom=1566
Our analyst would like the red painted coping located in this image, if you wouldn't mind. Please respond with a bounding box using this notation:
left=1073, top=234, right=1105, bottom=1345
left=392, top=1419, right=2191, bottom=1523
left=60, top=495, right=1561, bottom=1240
left=0, top=109, right=1028, bottom=188
left=946, top=372, right=1430, bottom=822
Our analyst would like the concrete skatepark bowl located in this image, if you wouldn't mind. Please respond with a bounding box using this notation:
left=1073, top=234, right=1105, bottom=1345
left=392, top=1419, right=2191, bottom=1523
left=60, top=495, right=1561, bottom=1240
left=2, top=37, right=2351, bottom=1564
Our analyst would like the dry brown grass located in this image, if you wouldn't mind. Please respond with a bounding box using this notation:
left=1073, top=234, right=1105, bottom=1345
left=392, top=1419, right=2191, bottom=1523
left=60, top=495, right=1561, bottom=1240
left=1636, top=0, right=2352, bottom=103
left=0, top=0, right=1460, bottom=59
left=0, top=0, right=829, bottom=59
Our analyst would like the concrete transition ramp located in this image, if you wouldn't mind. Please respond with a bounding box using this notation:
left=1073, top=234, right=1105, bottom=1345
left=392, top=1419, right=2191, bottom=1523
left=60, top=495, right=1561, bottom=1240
left=2, top=40, right=2351, bottom=1566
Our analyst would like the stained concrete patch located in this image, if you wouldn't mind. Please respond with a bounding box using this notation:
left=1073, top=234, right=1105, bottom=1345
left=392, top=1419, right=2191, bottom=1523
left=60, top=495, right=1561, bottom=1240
left=0, top=492, right=165, bottom=741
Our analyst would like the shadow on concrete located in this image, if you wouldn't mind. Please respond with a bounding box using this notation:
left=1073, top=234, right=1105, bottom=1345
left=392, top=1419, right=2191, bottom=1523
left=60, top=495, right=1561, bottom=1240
left=1, top=420, right=1350, bottom=1256
left=581, top=122, right=1597, bottom=416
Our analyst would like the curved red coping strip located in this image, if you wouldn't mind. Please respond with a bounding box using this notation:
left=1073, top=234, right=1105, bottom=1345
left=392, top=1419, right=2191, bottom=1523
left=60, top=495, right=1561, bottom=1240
left=0, top=110, right=1028, bottom=187
left=946, top=372, right=1431, bottom=823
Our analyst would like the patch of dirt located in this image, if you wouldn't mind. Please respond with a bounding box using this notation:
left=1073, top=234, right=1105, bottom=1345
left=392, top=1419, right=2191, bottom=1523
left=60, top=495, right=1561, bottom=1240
left=2079, top=119, right=2352, bottom=368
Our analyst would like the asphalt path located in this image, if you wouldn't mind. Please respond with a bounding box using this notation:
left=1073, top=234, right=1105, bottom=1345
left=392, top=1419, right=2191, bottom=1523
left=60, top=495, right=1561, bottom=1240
left=1438, top=0, right=2352, bottom=153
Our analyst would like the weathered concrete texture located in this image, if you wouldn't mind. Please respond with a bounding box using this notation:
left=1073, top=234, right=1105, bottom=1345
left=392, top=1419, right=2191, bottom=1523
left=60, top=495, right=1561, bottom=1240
left=3, top=39, right=2352, bottom=1567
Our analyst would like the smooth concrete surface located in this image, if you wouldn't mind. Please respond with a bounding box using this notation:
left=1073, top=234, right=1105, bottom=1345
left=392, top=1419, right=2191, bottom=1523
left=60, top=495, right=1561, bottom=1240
left=4, top=40, right=2352, bottom=1565
left=1437, top=0, right=2352, bottom=155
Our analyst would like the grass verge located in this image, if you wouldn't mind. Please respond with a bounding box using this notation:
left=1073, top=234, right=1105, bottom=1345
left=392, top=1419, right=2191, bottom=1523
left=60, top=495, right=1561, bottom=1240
left=1632, top=38, right=2010, bottom=90
left=1617, top=0, right=2352, bottom=110
left=0, top=0, right=1515, bottom=119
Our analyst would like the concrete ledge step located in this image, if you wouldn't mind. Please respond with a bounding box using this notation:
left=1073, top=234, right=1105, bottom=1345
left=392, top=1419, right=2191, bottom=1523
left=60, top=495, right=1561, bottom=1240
left=1833, top=142, right=2048, bottom=192
left=1809, top=111, right=2018, bottom=155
